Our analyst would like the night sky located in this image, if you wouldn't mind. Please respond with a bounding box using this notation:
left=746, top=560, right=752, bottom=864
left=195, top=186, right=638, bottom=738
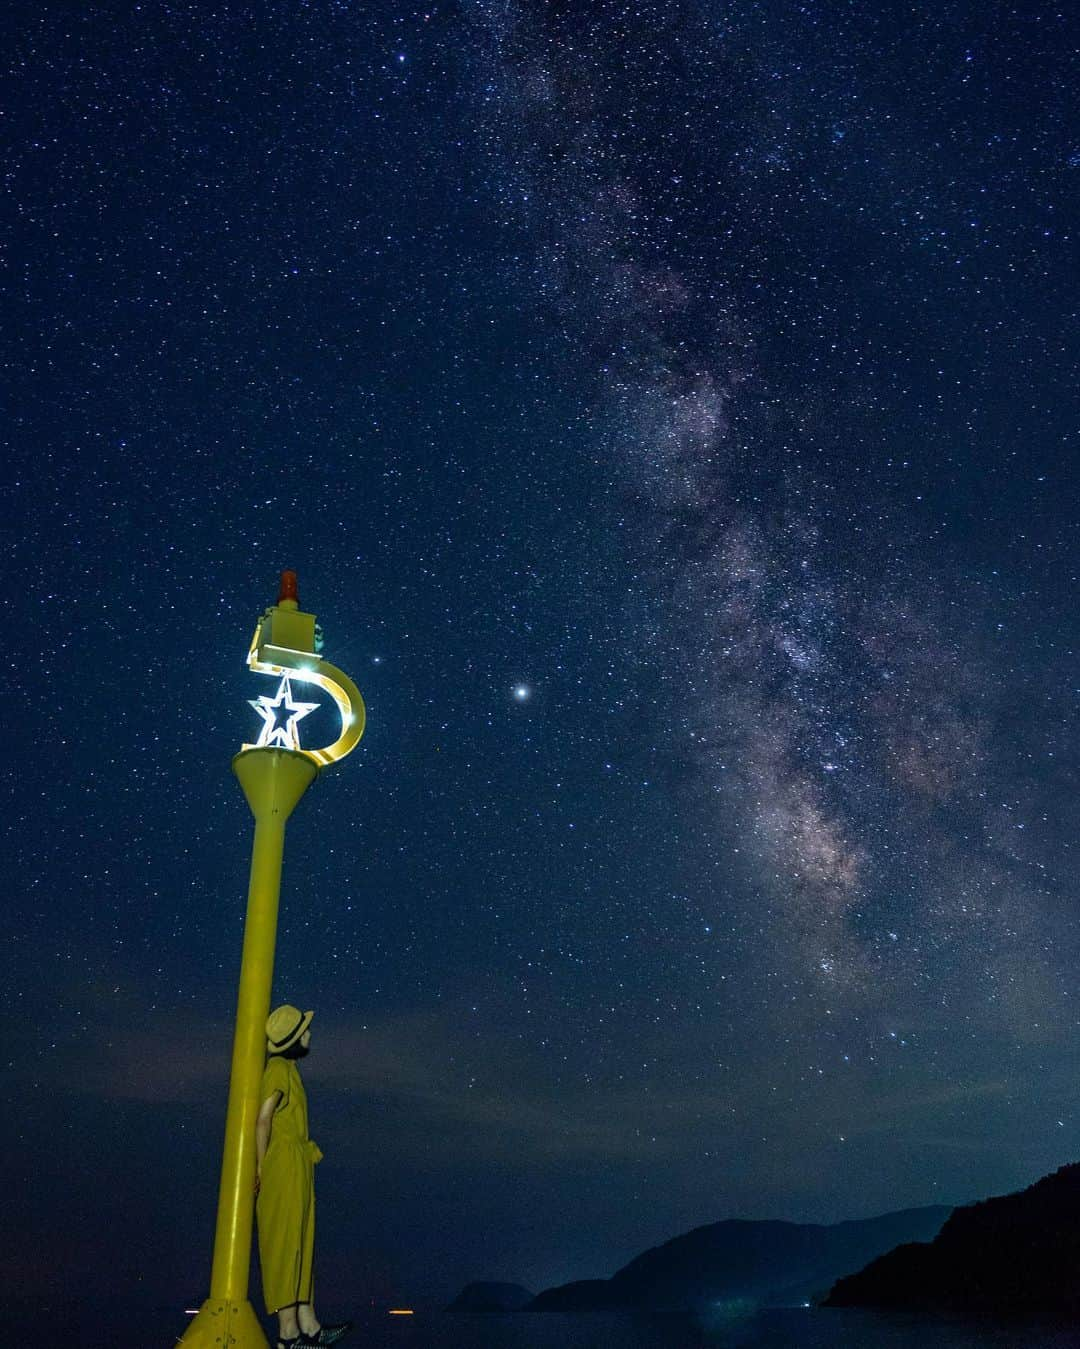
left=6, top=0, right=1080, bottom=1321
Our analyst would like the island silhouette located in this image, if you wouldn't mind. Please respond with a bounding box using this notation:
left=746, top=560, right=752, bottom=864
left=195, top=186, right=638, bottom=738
left=450, top=1203, right=950, bottom=1313
left=451, top=1162, right=1080, bottom=1326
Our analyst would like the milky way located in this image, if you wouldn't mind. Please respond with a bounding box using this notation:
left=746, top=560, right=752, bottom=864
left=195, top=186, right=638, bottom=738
left=460, top=0, right=1079, bottom=1036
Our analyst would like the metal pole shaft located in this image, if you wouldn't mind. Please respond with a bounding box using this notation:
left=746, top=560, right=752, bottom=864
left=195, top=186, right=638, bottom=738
left=210, top=810, right=287, bottom=1300
left=180, top=750, right=317, bottom=1346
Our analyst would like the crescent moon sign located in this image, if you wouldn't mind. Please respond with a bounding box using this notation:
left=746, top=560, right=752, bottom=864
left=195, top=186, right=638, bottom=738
left=242, top=628, right=366, bottom=767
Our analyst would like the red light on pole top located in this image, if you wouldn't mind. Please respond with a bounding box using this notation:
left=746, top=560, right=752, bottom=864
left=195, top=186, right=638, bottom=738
left=278, top=569, right=299, bottom=605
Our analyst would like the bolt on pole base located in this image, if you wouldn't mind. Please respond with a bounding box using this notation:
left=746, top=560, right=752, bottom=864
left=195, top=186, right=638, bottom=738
left=178, top=1298, right=269, bottom=1348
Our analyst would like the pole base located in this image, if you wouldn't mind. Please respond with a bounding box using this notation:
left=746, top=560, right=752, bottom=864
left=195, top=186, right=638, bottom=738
left=177, top=1298, right=269, bottom=1348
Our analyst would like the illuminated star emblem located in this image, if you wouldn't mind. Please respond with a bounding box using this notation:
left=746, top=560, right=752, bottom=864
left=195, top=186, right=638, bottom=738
left=248, top=676, right=319, bottom=751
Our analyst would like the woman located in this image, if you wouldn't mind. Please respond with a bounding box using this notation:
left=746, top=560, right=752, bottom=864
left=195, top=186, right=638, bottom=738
left=255, top=1004, right=351, bottom=1348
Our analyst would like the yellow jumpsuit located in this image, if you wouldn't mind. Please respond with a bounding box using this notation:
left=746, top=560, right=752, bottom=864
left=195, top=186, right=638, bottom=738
left=256, top=1055, right=324, bottom=1314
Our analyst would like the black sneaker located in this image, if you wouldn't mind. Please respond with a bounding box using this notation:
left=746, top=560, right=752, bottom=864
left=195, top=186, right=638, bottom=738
left=311, top=1322, right=350, bottom=1343
left=306, top=1324, right=352, bottom=1346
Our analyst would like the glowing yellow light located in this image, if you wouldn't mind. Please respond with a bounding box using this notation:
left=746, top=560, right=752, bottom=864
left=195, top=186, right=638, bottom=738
left=248, top=676, right=319, bottom=751
left=243, top=622, right=366, bottom=767
left=387, top=1309, right=414, bottom=1315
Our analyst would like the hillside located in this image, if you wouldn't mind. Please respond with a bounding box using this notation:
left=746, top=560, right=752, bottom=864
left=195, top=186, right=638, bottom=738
left=826, top=1162, right=1080, bottom=1320
left=530, top=1205, right=951, bottom=1312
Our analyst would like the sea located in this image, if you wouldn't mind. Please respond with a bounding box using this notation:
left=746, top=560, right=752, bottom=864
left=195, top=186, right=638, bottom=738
left=313, top=1309, right=1080, bottom=1349
left=306, top=1309, right=1080, bottom=1349
left=45, top=1304, right=1080, bottom=1348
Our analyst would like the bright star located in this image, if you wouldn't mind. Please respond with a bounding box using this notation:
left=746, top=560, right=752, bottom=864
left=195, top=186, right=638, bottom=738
left=249, top=676, right=320, bottom=751
left=512, top=684, right=531, bottom=702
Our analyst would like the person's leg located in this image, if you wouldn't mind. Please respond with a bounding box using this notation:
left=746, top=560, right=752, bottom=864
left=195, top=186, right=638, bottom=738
left=276, top=1303, right=300, bottom=1343
left=295, top=1171, right=351, bottom=1342
left=298, top=1303, right=353, bottom=1344
left=297, top=1164, right=320, bottom=1336
left=296, top=1302, right=320, bottom=1336
left=261, top=1151, right=305, bottom=1343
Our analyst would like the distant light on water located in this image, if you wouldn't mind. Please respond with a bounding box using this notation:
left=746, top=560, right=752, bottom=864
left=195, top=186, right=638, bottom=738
left=707, top=1297, right=757, bottom=1323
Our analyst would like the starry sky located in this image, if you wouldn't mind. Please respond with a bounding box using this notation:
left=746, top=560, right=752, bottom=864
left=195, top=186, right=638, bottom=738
left=5, top=0, right=1080, bottom=1321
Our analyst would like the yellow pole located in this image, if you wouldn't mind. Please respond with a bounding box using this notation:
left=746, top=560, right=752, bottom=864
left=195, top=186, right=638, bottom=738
left=180, top=747, right=318, bottom=1349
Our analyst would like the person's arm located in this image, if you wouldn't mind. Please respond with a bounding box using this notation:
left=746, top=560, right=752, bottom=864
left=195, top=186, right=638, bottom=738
left=254, top=1090, right=282, bottom=1194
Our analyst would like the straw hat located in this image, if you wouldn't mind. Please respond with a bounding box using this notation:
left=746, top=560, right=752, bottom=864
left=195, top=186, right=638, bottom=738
left=266, top=1004, right=314, bottom=1053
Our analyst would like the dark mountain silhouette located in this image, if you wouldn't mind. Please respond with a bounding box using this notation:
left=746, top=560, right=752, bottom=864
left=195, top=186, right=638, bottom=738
left=825, top=1162, right=1080, bottom=1319
left=531, top=1279, right=616, bottom=1311
left=445, top=1281, right=534, bottom=1312
left=529, top=1205, right=951, bottom=1312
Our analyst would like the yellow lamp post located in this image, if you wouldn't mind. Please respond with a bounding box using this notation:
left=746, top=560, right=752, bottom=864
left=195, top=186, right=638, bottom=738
left=180, top=572, right=365, bottom=1349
